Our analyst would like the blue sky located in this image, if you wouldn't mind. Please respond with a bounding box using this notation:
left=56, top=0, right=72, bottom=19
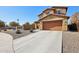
left=0, top=6, right=79, bottom=25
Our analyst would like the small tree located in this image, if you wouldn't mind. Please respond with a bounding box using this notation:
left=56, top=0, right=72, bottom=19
left=0, top=20, right=5, bottom=31
left=0, top=20, right=5, bottom=28
left=9, top=21, right=19, bottom=27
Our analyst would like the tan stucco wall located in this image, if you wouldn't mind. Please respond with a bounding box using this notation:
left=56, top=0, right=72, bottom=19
left=35, top=23, right=37, bottom=29
left=35, top=22, right=42, bottom=29
left=39, top=22, right=43, bottom=30
left=38, top=10, right=55, bottom=19
left=41, top=15, right=64, bottom=21
left=62, top=19, right=68, bottom=31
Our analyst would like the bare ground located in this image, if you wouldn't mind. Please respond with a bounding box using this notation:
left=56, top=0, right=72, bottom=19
left=63, top=31, right=79, bottom=53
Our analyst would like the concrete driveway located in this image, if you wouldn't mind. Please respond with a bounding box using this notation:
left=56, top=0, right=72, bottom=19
left=14, top=31, right=62, bottom=53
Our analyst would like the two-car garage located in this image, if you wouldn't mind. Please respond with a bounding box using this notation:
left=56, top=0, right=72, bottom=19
left=35, top=14, right=69, bottom=31
left=42, top=20, right=62, bottom=31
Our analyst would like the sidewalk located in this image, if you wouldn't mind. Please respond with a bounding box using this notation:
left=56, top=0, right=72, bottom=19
left=0, top=33, right=13, bottom=53
left=14, top=31, right=62, bottom=53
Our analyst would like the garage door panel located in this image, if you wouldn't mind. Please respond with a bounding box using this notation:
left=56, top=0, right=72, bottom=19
left=43, top=20, right=62, bottom=30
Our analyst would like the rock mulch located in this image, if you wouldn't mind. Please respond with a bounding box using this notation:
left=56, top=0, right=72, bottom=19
left=63, top=31, right=79, bottom=53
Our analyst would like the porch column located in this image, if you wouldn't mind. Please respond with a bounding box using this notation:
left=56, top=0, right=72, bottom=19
left=62, top=19, right=68, bottom=31
left=39, top=21, right=43, bottom=30
left=34, top=23, right=37, bottom=29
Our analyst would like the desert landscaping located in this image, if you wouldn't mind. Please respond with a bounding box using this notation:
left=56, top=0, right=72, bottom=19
left=63, top=32, right=79, bottom=53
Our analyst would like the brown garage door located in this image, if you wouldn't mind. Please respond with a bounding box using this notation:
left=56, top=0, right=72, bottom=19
left=43, top=20, right=62, bottom=31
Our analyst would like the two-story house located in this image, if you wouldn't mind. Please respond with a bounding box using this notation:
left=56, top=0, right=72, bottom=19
left=35, top=6, right=69, bottom=31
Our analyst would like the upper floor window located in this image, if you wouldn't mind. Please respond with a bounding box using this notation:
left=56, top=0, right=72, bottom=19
left=46, top=11, right=53, bottom=15
left=56, top=9, right=62, bottom=14
left=47, top=12, right=51, bottom=15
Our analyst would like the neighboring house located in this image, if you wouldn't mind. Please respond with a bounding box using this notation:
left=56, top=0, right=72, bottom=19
left=23, top=23, right=30, bottom=30
left=70, top=12, right=79, bottom=31
left=34, top=6, right=69, bottom=31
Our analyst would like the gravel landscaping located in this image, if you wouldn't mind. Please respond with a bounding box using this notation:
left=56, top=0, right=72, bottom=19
left=63, top=31, right=79, bottom=53
left=1, top=30, right=33, bottom=39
